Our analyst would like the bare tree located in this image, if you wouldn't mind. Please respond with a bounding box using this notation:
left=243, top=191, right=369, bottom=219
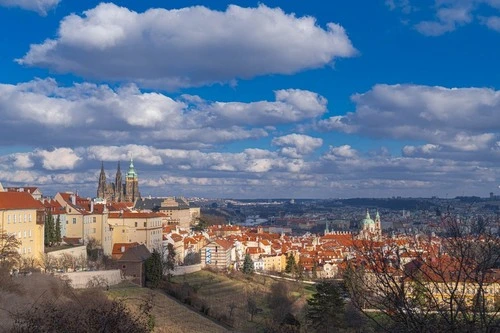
left=0, top=231, right=21, bottom=270
left=344, top=213, right=500, bottom=333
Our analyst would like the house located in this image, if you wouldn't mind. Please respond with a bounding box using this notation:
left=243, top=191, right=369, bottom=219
left=112, top=242, right=140, bottom=260
left=254, top=258, right=264, bottom=271
left=108, top=211, right=163, bottom=252
left=201, top=239, right=233, bottom=270
left=0, top=191, right=45, bottom=262
left=116, top=244, right=151, bottom=286
left=134, top=197, right=197, bottom=228
left=5, top=186, right=43, bottom=200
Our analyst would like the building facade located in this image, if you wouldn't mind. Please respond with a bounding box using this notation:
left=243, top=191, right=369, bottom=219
left=0, top=192, right=45, bottom=262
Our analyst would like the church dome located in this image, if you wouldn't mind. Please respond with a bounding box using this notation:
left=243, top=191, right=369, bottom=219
left=361, top=210, right=375, bottom=226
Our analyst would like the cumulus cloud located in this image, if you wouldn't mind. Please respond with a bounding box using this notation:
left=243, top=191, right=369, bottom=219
left=35, top=148, right=81, bottom=170
left=322, top=145, right=358, bottom=160
left=0, top=141, right=499, bottom=198
left=387, top=0, right=500, bottom=35
left=0, top=0, right=60, bottom=15
left=0, top=78, right=326, bottom=147
left=272, top=133, right=323, bottom=158
left=480, top=15, right=500, bottom=31
left=17, top=3, right=356, bottom=89
left=319, top=84, right=500, bottom=152
left=11, top=153, right=34, bottom=169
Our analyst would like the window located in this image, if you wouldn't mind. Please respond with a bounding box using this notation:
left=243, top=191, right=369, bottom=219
left=13, top=215, right=16, bottom=223
left=29, top=214, right=32, bottom=222
left=135, top=222, right=138, bottom=228
left=23, top=231, right=27, bottom=238
left=24, top=214, right=27, bottom=222
left=93, top=217, right=96, bottom=223
left=73, top=218, right=76, bottom=224
left=144, top=222, right=147, bottom=227
left=28, top=247, right=31, bottom=253
left=29, top=230, right=32, bottom=237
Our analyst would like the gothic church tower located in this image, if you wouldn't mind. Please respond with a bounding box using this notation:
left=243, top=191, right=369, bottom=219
left=97, top=161, right=106, bottom=198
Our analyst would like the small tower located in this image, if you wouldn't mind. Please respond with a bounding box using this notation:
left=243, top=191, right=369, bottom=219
left=125, top=158, right=140, bottom=202
left=375, top=210, right=382, bottom=236
left=97, top=161, right=106, bottom=198
left=324, top=221, right=330, bottom=235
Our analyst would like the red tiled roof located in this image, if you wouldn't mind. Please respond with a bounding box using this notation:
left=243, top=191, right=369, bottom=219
left=170, top=233, right=183, bottom=242
left=0, top=192, right=44, bottom=210
left=109, top=212, right=164, bottom=219
left=112, top=242, right=140, bottom=255
left=214, top=239, right=233, bottom=250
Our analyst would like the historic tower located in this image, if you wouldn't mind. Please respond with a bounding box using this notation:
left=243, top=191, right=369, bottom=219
left=97, top=161, right=106, bottom=199
left=125, top=158, right=140, bottom=202
left=114, top=161, right=123, bottom=202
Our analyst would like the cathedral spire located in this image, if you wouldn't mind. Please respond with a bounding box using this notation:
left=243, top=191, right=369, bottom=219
left=97, top=161, right=106, bottom=198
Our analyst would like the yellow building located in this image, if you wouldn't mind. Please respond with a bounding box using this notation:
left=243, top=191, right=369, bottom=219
left=108, top=212, right=163, bottom=252
left=83, top=204, right=113, bottom=256
left=54, top=192, right=86, bottom=241
left=0, top=192, right=45, bottom=262
left=262, top=254, right=287, bottom=272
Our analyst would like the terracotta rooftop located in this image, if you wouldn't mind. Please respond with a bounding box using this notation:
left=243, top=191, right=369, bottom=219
left=0, top=192, right=44, bottom=210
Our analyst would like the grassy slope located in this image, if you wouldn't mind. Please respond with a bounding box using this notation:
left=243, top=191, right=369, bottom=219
left=171, top=270, right=314, bottom=332
left=106, top=282, right=229, bottom=333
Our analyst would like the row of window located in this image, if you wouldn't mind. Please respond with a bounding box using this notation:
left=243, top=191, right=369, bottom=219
left=6, top=213, right=32, bottom=224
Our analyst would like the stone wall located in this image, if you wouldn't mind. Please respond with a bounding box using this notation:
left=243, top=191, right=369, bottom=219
left=48, top=245, right=87, bottom=260
left=56, top=269, right=122, bottom=289
left=170, top=264, right=202, bottom=276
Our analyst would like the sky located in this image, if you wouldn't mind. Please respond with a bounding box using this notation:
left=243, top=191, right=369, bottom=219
left=0, top=0, right=499, bottom=199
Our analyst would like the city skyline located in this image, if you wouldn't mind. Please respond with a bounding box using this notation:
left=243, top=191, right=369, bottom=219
left=0, top=0, right=499, bottom=199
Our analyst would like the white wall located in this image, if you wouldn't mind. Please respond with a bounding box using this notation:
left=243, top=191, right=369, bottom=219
left=56, top=269, right=122, bottom=288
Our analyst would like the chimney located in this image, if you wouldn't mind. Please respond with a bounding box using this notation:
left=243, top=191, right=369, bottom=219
left=90, top=201, right=94, bottom=213
left=121, top=246, right=125, bottom=253
left=71, top=194, right=76, bottom=205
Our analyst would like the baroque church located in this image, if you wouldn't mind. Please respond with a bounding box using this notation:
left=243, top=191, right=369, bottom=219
left=358, top=209, right=382, bottom=240
left=97, top=159, right=140, bottom=202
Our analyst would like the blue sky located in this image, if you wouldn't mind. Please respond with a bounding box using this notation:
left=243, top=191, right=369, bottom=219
left=0, top=0, right=499, bottom=199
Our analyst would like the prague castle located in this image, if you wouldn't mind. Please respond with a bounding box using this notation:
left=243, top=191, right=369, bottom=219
left=97, top=159, right=140, bottom=202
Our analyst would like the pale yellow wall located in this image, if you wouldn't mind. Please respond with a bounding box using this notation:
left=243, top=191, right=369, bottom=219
left=109, top=216, right=163, bottom=252
left=0, top=209, right=44, bottom=261
left=263, top=254, right=286, bottom=272
left=162, top=208, right=192, bottom=228
left=84, top=213, right=113, bottom=256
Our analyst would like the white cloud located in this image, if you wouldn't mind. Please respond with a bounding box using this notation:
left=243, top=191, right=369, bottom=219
left=388, top=0, right=500, bottom=35
left=480, top=15, right=500, bottom=31
left=0, top=79, right=326, bottom=147
left=272, top=133, right=323, bottom=158
left=319, top=84, right=500, bottom=152
left=18, top=3, right=356, bottom=89
left=0, top=0, right=60, bottom=15
left=11, top=153, right=34, bottom=169
left=36, top=148, right=81, bottom=170
left=323, top=145, right=358, bottom=160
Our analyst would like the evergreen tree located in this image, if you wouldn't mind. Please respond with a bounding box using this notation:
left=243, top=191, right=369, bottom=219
left=55, top=215, right=62, bottom=245
left=145, top=249, right=163, bottom=288
left=164, top=243, right=176, bottom=279
left=242, top=254, right=254, bottom=274
left=306, top=281, right=345, bottom=332
left=312, top=261, right=318, bottom=279
left=285, top=253, right=297, bottom=274
left=44, top=213, right=55, bottom=247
